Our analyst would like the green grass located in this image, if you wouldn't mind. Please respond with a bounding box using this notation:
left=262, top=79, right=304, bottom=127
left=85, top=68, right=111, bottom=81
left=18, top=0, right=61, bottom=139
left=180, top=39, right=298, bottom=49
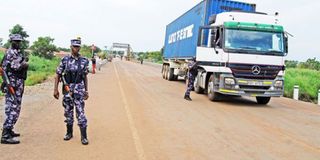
left=26, top=54, right=60, bottom=86
left=0, top=51, right=60, bottom=86
left=284, top=68, right=320, bottom=103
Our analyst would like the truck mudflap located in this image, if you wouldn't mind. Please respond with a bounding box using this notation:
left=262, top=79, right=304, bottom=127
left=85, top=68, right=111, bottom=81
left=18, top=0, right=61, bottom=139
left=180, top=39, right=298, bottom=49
left=216, top=74, right=284, bottom=97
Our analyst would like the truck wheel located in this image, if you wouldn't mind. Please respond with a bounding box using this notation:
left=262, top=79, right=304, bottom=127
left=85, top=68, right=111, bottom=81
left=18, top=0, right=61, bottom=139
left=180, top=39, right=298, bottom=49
left=168, top=68, right=175, bottom=81
left=173, top=75, right=179, bottom=81
left=256, top=97, right=271, bottom=105
left=194, top=76, right=203, bottom=94
left=207, top=75, right=221, bottom=101
left=164, top=65, right=169, bottom=80
left=162, top=65, right=166, bottom=79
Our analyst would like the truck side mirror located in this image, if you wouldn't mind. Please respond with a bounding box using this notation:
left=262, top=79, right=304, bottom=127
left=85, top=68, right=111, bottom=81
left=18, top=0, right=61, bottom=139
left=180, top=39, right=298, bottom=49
left=210, top=29, right=217, bottom=48
left=211, top=40, right=217, bottom=48
left=284, top=36, right=288, bottom=55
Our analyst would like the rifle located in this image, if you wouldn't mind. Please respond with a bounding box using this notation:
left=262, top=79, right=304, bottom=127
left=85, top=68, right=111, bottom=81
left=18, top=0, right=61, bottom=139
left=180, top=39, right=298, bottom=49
left=20, top=51, right=29, bottom=80
left=0, top=67, right=17, bottom=102
left=61, top=73, right=73, bottom=100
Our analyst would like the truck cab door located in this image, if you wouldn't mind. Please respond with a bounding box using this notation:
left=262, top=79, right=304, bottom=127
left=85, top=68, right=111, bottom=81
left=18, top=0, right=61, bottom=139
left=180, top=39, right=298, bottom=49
left=210, top=27, right=228, bottom=65
left=196, top=26, right=223, bottom=63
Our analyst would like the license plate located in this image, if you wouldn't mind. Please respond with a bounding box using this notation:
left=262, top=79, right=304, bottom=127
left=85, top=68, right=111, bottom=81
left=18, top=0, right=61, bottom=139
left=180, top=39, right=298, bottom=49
left=248, top=81, right=263, bottom=86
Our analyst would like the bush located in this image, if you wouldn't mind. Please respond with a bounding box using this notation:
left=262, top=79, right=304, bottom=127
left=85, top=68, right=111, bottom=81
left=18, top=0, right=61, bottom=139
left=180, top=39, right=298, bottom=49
left=25, top=54, right=60, bottom=86
left=285, top=60, right=298, bottom=68
left=137, top=51, right=163, bottom=63
left=284, top=68, right=320, bottom=103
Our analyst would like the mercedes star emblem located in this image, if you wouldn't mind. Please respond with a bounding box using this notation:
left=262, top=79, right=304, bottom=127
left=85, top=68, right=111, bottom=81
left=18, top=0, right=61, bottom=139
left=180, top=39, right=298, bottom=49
left=252, top=65, right=261, bottom=75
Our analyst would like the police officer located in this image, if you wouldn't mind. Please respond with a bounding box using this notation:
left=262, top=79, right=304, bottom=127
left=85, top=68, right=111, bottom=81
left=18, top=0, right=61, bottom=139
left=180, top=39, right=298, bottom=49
left=53, top=38, right=90, bottom=145
left=1, top=34, right=29, bottom=144
left=184, top=57, right=199, bottom=101
left=91, top=55, right=96, bottom=74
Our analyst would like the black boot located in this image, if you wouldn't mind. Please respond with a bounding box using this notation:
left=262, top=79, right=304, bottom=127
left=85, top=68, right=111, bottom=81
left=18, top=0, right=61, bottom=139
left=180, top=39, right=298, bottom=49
left=184, top=95, right=192, bottom=101
left=80, top=127, right=89, bottom=145
left=1, top=128, right=20, bottom=144
left=9, top=130, right=20, bottom=137
left=64, top=125, right=73, bottom=141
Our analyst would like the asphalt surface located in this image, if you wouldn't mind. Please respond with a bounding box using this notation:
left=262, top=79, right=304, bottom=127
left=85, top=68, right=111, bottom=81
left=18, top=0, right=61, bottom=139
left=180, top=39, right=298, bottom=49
left=0, top=59, right=319, bottom=160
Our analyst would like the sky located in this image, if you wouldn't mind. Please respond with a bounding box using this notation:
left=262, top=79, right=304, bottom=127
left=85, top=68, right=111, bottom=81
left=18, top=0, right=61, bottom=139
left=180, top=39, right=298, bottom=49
left=0, top=0, right=319, bottom=61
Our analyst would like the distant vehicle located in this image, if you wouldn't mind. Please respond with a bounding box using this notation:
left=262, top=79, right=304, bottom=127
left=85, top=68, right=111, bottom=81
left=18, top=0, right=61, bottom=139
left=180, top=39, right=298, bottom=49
left=162, top=0, right=288, bottom=105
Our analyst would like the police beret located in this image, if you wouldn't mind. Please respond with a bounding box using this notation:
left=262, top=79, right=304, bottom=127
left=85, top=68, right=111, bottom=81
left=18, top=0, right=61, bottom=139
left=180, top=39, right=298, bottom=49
left=9, top=34, right=23, bottom=41
left=71, top=39, right=81, bottom=47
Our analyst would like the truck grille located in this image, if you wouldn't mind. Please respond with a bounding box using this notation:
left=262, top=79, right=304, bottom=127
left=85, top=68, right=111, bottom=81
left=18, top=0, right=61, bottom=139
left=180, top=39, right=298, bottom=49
left=228, top=63, right=283, bottom=80
left=239, top=85, right=271, bottom=90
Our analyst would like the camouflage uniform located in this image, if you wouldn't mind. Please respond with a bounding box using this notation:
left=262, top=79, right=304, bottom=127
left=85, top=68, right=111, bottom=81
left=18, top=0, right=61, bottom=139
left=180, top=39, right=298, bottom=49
left=56, top=55, right=89, bottom=128
left=184, top=60, right=198, bottom=100
left=1, top=34, right=27, bottom=144
left=2, top=48, right=26, bottom=130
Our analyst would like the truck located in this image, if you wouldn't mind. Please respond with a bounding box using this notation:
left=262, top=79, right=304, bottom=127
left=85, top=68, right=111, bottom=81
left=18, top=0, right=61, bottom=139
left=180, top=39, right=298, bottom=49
left=162, top=0, right=288, bottom=105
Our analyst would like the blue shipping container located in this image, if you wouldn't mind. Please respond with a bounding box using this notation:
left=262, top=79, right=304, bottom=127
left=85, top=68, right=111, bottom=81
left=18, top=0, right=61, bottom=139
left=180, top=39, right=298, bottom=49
left=163, top=0, right=256, bottom=59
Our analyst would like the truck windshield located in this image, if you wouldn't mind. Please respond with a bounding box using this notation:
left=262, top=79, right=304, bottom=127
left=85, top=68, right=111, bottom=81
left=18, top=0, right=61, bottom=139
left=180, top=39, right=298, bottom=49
left=224, top=29, right=285, bottom=56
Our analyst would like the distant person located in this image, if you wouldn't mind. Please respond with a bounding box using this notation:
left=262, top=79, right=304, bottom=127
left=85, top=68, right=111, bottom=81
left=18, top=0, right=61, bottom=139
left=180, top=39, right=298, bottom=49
left=53, top=38, right=90, bottom=145
left=140, top=57, right=144, bottom=65
left=184, top=57, right=199, bottom=101
left=97, top=56, right=102, bottom=71
left=91, top=56, right=96, bottom=74
left=1, top=34, right=29, bottom=144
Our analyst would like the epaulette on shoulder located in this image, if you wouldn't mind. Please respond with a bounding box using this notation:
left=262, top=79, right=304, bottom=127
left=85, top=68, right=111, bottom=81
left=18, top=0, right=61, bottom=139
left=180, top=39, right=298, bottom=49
left=62, top=55, right=71, bottom=61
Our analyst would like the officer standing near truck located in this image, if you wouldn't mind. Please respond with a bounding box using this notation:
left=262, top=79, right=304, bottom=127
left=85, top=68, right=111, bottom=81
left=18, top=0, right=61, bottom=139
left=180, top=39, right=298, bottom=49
left=184, top=57, right=199, bottom=101
left=1, top=34, right=29, bottom=144
left=53, top=38, right=90, bottom=145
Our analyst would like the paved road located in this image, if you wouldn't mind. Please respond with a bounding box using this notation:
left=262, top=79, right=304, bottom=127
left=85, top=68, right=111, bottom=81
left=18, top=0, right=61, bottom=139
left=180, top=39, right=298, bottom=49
left=0, top=60, right=319, bottom=160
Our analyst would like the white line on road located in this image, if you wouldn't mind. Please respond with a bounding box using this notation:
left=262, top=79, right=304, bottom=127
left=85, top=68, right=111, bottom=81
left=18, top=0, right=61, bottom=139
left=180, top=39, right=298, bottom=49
left=113, top=63, right=146, bottom=160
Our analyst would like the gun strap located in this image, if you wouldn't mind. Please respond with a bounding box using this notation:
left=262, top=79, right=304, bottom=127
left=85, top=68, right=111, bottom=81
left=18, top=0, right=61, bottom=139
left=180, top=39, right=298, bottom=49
left=74, top=57, right=82, bottom=85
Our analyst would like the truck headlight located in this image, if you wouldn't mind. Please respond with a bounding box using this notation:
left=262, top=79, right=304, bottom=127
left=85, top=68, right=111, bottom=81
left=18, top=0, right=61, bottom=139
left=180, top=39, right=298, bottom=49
left=274, top=80, right=283, bottom=88
left=225, top=78, right=235, bottom=85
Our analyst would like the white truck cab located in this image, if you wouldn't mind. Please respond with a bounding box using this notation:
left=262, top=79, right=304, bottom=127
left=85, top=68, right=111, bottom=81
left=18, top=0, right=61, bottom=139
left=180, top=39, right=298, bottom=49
left=194, top=12, right=288, bottom=104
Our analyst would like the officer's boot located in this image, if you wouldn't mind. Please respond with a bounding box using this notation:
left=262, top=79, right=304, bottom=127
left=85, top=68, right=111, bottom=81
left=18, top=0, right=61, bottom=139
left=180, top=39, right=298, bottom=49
left=9, top=130, right=20, bottom=137
left=184, top=95, right=192, bottom=101
left=80, top=127, right=89, bottom=145
left=63, top=125, right=73, bottom=141
left=1, top=128, right=20, bottom=144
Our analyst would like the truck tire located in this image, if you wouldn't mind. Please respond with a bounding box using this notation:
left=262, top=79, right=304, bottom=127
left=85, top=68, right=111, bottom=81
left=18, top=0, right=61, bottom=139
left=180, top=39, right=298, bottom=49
left=194, top=76, right=203, bottom=94
left=162, top=65, right=166, bottom=79
left=173, top=75, right=179, bottom=81
left=164, top=65, right=169, bottom=80
left=207, top=74, right=221, bottom=101
left=168, top=68, right=175, bottom=81
left=256, top=97, right=271, bottom=105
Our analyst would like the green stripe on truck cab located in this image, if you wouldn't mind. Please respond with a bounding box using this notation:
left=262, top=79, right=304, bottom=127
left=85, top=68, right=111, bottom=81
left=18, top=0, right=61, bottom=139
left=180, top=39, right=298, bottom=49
left=224, top=22, right=284, bottom=32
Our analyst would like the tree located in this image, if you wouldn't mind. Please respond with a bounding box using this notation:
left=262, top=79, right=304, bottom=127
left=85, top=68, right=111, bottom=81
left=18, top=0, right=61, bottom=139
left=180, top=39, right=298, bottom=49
left=138, top=52, right=146, bottom=59
left=79, top=45, right=92, bottom=58
left=298, top=58, right=320, bottom=71
left=30, top=36, right=58, bottom=59
left=3, top=24, right=30, bottom=51
left=285, top=60, right=298, bottom=68
left=79, top=45, right=102, bottom=58
left=0, top=38, right=3, bottom=47
left=94, top=46, right=101, bottom=54
left=58, top=47, right=70, bottom=52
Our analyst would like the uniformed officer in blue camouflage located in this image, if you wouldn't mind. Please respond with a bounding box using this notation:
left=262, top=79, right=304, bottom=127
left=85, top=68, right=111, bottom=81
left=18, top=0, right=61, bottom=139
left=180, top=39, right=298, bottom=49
left=184, top=57, right=199, bottom=101
left=53, top=38, right=90, bottom=145
left=1, top=34, right=29, bottom=144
